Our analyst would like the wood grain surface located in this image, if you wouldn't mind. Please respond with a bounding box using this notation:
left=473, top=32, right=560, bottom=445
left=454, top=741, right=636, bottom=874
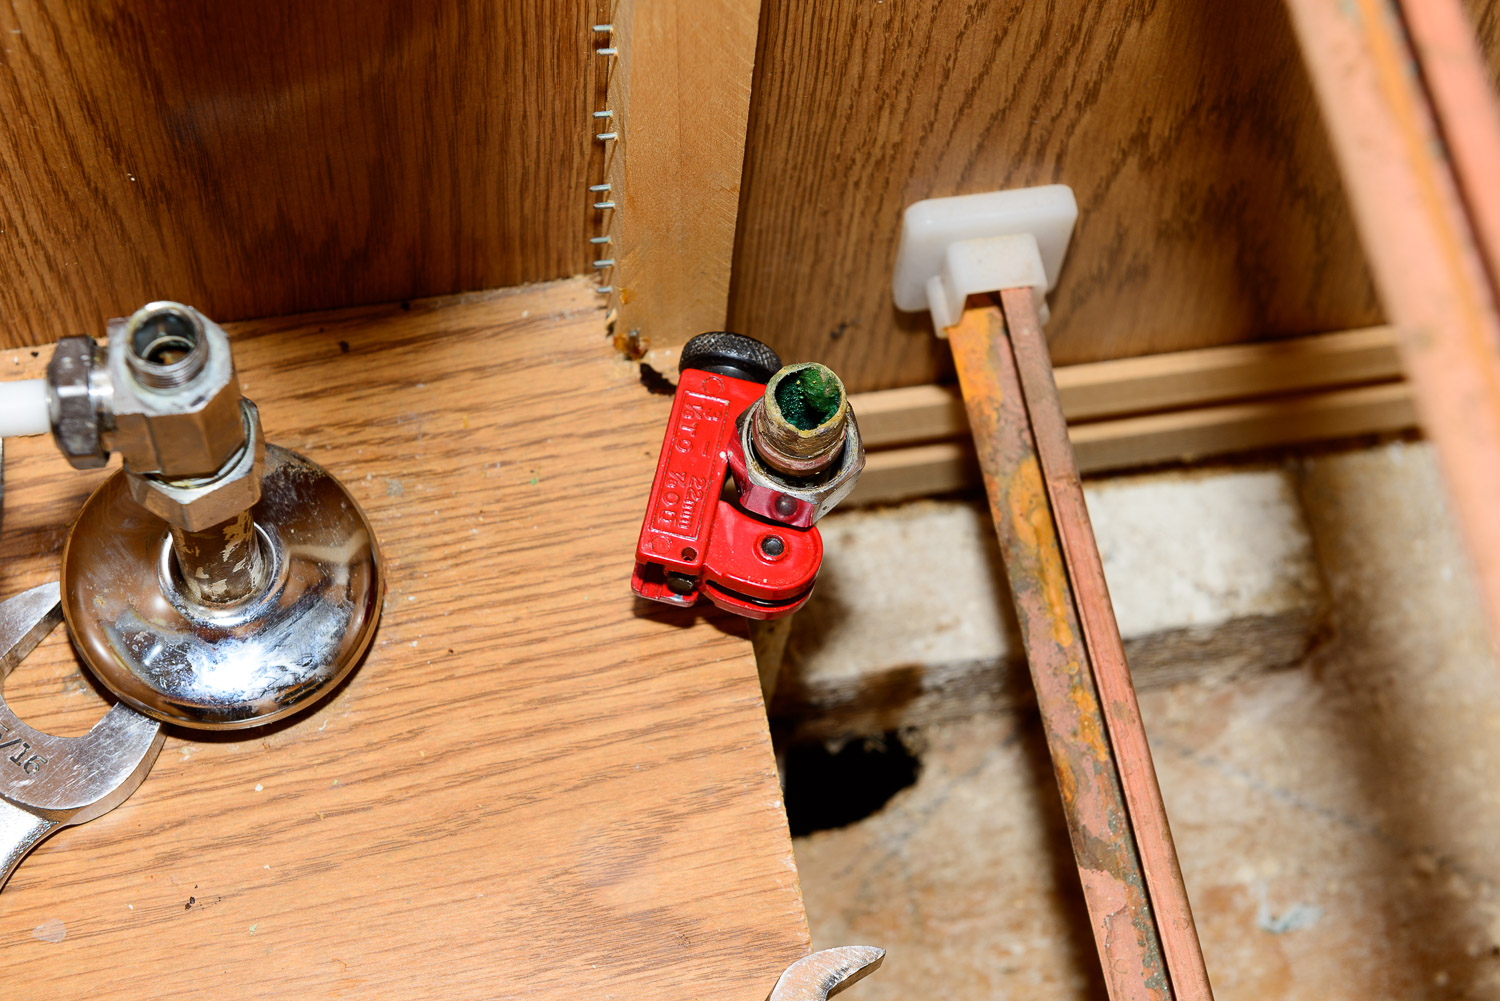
left=0, top=278, right=809, bottom=999
left=852, top=326, right=1404, bottom=447
left=850, top=382, right=1416, bottom=506
left=604, top=0, right=762, bottom=352
left=0, top=2, right=596, bottom=348
left=728, top=0, right=1385, bottom=391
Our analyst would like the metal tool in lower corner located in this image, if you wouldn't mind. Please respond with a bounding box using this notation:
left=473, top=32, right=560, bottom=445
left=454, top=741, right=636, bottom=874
left=765, top=946, right=884, bottom=1001
left=0, top=582, right=163, bottom=892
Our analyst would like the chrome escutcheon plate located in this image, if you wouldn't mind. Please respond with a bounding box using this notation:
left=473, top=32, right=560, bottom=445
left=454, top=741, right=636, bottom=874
left=61, top=445, right=383, bottom=729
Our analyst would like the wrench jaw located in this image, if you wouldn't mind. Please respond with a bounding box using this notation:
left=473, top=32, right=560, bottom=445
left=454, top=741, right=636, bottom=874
left=0, top=800, right=58, bottom=893
left=767, top=946, right=886, bottom=1001
left=0, top=582, right=62, bottom=681
left=41, top=711, right=164, bottom=826
left=0, top=707, right=164, bottom=825
left=0, top=583, right=164, bottom=890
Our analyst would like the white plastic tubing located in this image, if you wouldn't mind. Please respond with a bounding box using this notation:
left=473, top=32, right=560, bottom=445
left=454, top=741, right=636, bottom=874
left=0, top=379, right=51, bottom=437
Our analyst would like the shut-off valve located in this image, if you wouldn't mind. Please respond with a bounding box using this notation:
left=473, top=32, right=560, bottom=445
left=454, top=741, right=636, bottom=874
left=1, top=302, right=383, bottom=729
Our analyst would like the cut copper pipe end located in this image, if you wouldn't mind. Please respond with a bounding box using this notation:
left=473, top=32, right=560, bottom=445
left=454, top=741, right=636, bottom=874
left=752, top=362, right=850, bottom=478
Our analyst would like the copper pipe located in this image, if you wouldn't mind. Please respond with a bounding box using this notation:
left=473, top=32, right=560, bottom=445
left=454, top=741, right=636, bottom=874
left=999, top=287, right=1214, bottom=1000
left=169, top=510, right=263, bottom=605
left=948, top=302, right=1180, bottom=1001
left=1395, top=0, right=1500, bottom=300
left=1283, top=0, right=1500, bottom=654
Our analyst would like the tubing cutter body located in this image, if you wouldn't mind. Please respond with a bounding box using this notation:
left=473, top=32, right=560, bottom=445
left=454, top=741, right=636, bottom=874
left=633, top=364, right=825, bottom=620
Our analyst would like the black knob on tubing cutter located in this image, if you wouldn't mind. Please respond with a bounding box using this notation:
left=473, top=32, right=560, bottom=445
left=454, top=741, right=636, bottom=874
left=679, top=331, right=783, bottom=385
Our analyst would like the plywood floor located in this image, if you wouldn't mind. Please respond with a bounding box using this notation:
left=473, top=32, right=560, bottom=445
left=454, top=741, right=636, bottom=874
left=0, top=278, right=809, bottom=999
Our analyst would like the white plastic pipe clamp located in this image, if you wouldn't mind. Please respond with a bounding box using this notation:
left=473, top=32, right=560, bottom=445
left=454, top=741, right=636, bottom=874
left=891, top=185, right=1079, bottom=333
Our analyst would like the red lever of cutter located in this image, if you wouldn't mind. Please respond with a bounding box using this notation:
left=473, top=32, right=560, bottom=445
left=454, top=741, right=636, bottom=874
left=633, top=333, right=836, bottom=620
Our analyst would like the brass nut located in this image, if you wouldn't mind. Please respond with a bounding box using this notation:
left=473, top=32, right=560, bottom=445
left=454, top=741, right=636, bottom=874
left=732, top=401, right=865, bottom=527
left=753, top=363, right=850, bottom=477
left=129, top=400, right=265, bottom=531
left=106, top=303, right=246, bottom=477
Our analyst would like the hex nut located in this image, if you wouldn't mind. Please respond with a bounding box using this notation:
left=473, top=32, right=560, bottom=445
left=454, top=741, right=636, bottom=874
left=106, top=303, right=246, bottom=477
left=129, top=400, right=265, bottom=531
left=46, top=336, right=108, bottom=469
left=730, top=401, right=865, bottom=528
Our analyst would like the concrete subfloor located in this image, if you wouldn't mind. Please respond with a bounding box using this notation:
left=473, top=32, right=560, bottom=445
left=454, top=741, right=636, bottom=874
left=791, top=440, right=1500, bottom=1000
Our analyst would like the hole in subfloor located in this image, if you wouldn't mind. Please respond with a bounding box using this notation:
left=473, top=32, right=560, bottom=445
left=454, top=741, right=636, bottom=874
left=782, top=731, right=922, bottom=837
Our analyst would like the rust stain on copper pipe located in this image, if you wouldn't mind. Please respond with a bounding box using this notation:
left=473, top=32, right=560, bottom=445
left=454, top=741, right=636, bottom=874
left=949, top=303, right=1171, bottom=1001
left=1000, top=288, right=1214, bottom=1001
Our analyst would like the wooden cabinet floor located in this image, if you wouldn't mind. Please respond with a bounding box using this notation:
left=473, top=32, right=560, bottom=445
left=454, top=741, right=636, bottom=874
left=0, top=278, right=809, bottom=999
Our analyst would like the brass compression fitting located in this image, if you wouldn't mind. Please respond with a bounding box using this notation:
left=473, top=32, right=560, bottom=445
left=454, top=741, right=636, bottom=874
left=751, top=362, right=852, bottom=480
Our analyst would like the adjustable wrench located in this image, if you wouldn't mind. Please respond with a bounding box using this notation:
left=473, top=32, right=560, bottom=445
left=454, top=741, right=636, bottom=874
left=0, top=581, right=164, bottom=891
left=767, top=947, right=885, bottom=1001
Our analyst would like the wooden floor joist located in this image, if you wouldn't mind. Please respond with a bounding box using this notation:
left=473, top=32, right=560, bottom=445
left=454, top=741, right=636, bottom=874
left=847, top=327, right=1415, bottom=505
left=605, top=0, right=762, bottom=352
